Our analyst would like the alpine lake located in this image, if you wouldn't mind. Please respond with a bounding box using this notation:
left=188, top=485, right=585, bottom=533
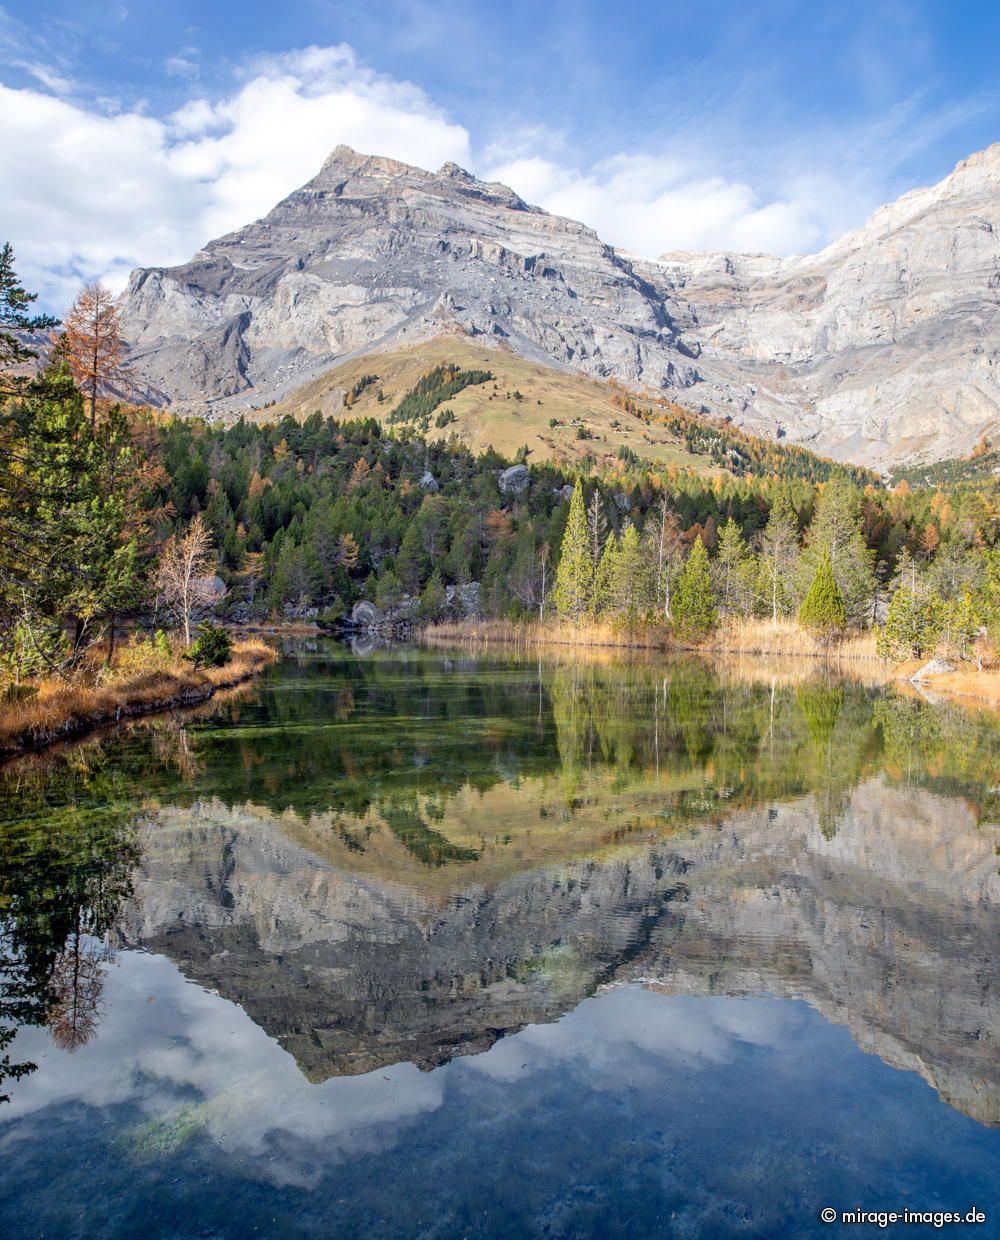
left=1, top=641, right=998, bottom=1239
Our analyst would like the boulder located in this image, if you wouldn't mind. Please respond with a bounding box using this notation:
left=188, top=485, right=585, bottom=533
left=910, top=657, right=955, bottom=682
left=499, top=464, right=530, bottom=495
left=350, top=600, right=385, bottom=629
left=419, top=470, right=439, bottom=492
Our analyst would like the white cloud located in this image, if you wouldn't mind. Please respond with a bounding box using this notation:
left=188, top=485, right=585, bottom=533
left=0, top=39, right=986, bottom=313
left=0, top=44, right=470, bottom=311
left=483, top=149, right=870, bottom=259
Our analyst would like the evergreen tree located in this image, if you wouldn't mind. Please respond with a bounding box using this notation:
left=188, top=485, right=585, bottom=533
left=799, top=552, right=846, bottom=639
left=759, top=492, right=799, bottom=623
left=592, top=532, right=619, bottom=617
left=614, top=520, right=651, bottom=620
left=714, top=517, right=753, bottom=615
left=797, top=477, right=875, bottom=624
left=672, top=537, right=717, bottom=640
left=877, top=587, right=921, bottom=659
left=553, top=479, right=593, bottom=622
left=587, top=486, right=608, bottom=578
left=0, top=242, right=58, bottom=372
left=419, top=569, right=448, bottom=621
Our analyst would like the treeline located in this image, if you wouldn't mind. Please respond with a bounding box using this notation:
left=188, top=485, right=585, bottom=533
left=2, top=244, right=999, bottom=675
left=549, top=477, right=999, bottom=656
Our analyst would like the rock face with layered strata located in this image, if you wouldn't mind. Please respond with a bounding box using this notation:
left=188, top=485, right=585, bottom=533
left=119, top=143, right=1000, bottom=465
left=120, top=146, right=693, bottom=413
left=642, top=144, right=1000, bottom=465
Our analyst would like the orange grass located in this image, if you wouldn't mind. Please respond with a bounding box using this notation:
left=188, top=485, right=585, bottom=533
left=0, top=638, right=276, bottom=759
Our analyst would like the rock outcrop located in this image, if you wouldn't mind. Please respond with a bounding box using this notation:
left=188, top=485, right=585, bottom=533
left=119, top=145, right=693, bottom=416
left=642, top=144, right=1000, bottom=465
left=118, top=143, right=1000, bottom=466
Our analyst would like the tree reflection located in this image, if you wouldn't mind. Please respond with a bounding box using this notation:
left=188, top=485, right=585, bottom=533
left=0, top=756, right=140, bottom=1101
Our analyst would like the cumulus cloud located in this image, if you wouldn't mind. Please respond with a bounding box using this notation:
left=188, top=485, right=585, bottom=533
left=483, top=148, right=869, bottom=259
left=0, top=38, right=978, bottom=312
left=0, top=44, right=470, bottom=310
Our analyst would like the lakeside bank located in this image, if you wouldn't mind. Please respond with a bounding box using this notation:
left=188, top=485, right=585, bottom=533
left=424, top=618, right=1000, bottom=709
left=0, top=639, right=276, bottom=761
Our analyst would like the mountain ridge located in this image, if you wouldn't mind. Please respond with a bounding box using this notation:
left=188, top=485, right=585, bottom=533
left=118, top=141, right=1000, bottom=467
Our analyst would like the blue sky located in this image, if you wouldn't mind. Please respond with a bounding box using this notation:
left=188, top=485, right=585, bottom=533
left=3, top=0, right=999, bottom=310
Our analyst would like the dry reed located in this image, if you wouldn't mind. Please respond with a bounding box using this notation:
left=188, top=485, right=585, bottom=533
left=0, top=638, right=276, bottom=759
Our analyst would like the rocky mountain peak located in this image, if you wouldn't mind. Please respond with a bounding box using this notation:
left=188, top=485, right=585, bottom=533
left=118, top=141, right=1000, bottom=465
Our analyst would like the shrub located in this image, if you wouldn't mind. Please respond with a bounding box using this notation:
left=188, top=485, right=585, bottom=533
left=105, top=632, right=176, bottom=682
left=184, top=621, right=233, bottom=669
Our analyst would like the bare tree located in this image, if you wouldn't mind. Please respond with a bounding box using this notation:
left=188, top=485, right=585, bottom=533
left=587, top=487, right=608, bottom=577
left=650, top=496, right=684, bottom=619
left=62, top=282, right=130, bottom=430
left=156, top=514, right=217, bottom=645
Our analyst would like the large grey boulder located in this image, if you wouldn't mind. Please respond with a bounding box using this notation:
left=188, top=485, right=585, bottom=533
left=499, top=464, right=530, bottom=495
left=350, top=600, right=384, bottom=629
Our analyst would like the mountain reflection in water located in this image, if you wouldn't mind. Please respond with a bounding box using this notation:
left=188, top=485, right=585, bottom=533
left=0, top=645, right=998, bottom=1237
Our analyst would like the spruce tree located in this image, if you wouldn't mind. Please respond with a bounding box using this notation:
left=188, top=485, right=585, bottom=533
left=796, top=477, right=875, bottom=624
left=714, top=517, right=753, bottom=615
left=672, top=536, right=717, bottom=641
left=799, top=552, right=846, bottom=639
left=592, top=532, right=619, bottom=617
left=760, top=492, right=799, bottom=624
left=553, top=479, right=593, bottom=622
left=615, top=520, right=651, bottom=620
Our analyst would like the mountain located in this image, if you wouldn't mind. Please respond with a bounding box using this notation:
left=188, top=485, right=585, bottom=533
left=120, top=145, right=694, bottom=412
left=644, top=144, right=1000, bottom=466
left=118, top=143, right=1000, bottom=467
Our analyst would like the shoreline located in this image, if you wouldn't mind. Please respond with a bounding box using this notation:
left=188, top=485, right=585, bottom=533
left=0, top=640, right=277, bottom=762
left=423, top=618, right=885, bottom=663
left=423, top=619, right=1000, bottom=708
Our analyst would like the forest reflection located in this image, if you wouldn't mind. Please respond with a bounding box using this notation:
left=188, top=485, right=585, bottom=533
left=1, top=646, right=999, bottom=1103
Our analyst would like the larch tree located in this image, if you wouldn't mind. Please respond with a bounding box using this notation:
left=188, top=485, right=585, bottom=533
left=649, top=495, right=684, bottom=620
left=553, top=479, right=593, bottom=622
left=62, top=282, right=129, bottom=430
left=156, top=514, right=218, bottom=646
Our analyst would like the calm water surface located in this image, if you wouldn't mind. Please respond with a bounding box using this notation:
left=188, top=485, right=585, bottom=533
left=1, top=644, right=998, bottom=1238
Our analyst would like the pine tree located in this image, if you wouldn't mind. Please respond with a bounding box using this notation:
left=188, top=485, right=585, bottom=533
left=799, top=552, right=846, bottom=639
left=419, top=569, right=447, bottom=621
left=553, top=479, right=593, bottom=622
left=0, top=242, right=58, bottom=373
left=672, top=536, right=717, bottom=641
